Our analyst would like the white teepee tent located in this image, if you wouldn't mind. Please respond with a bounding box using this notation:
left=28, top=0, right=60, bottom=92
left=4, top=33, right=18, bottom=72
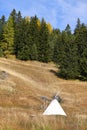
left=43, top=99, right=66, bottom=116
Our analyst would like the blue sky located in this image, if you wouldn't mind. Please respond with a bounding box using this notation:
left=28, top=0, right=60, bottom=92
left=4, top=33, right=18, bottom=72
left=0, top=0, right=87, bottom=31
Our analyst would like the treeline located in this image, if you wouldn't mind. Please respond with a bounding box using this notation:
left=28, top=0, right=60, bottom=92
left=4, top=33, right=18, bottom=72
left=0, top=9, right=87, bottom=80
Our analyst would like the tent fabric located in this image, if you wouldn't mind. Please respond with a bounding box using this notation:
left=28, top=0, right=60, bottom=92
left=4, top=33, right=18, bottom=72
left=43, top=99, right=66, bottom=116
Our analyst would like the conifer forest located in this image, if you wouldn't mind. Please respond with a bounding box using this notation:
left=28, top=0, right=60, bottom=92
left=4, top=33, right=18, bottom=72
left=0, top=9, right=87, bottom=80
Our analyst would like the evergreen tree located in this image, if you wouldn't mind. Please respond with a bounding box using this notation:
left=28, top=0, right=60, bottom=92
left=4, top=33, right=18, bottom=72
left=28, top=15, right=39, bottom=60
left=58, top=35, right=80, bottom=79
left=57, top=31, right=67, bottom=65
left=53, top=29, right=80, bottom=79
left=76, top=18, right=81, bottom=29
left=65, top=24, right=71, bottom=36
left=49, top=29, right=61, bottom=61
left=38, top=18, right=50, bottom=62
left=53, top=31, right=62, bottom=63
left=75, top=24, right=87, bottom=80
left=31, top=44, right=38, bottom=60
left=74, top=18, right=81, bottom=34
left=15, top=18, right=29, bottom=60
left=14, top=10, right=22, bottom=56
left=16, top=16, right=39, bottom=60
left=10, top=9, right=17, bottom=27
left=17, top=11, right=22, bottom=23
left=0, top=15, right=6, bottom=40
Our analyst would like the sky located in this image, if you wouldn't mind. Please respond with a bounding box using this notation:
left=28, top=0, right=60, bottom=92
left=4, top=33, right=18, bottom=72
left=0, top=0, right=87, bottom=31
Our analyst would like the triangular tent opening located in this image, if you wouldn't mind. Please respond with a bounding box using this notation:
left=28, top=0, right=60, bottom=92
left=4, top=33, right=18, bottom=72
left=43, top=99, right=66, bottom=116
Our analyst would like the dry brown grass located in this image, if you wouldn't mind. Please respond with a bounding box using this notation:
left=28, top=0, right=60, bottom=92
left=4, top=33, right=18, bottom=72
left=0, top=57, right=87, bottom=130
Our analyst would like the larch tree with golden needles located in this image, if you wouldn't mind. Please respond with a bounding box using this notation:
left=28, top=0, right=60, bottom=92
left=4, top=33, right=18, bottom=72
left=0, top=15, right=6, bottom=56
left=2, top=15, right=15, bottom=57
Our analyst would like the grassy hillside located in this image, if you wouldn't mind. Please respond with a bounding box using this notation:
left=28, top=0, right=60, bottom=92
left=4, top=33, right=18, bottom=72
left=0, top=58, right=87, bottom=130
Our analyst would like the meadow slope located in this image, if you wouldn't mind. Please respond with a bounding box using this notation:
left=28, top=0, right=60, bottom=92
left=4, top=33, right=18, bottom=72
left=0, top=58, right=87, bottom=130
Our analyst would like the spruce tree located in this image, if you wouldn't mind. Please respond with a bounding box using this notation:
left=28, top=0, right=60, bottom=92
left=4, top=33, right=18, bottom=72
left=27, top=15, right=39, bottom=60
left=54, top=27, right=80, bottom=79
left=15, top=18, right=30, bottom=60
left=10, top=9, right=17, bottom=35
left=31, top=44, right=38, bottom=60
left=53, top=32, right=62, bottom=64
left=48, top=29, right=61, bottom=61
left=14, top=10, right=22, bottom=56
left=58, top=35, right=80, bottom=79
left=65, top=24, right=71, bottom=35
left=17, top=11, right=22, bottom=24
left=0, top=15, right=6, bottom=40
left=74, top=18, right=81, bottom=34
left=38, top=18, right=50, bottom=62
left=75, top=24, right=87, bottom=80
